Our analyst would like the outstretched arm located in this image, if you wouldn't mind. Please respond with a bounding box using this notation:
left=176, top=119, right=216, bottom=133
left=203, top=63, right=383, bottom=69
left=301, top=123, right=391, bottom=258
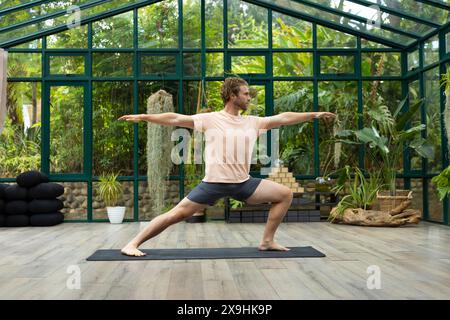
left=118, top=113, right=194, bottom=129
left=266, top=112, right=336, bottom=130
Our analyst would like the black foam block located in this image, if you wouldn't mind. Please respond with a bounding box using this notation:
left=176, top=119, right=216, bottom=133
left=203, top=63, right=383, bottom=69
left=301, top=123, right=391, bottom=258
left=0, top=199, right=4, bottom=214
left=28, top=199, right=64, bottom=214
left=6, top=215, right=29, bottom=227
left=28, top=183, right=64, bottom=200
left=30, top=212, right=64, bottom=226
left=5, top=201, right=28, bottom=215
left=4, top=185, right=28, bottom=201
left=0, top=214, right=5, bottom=227
left=0, top=183, right=8, bottom=199
left=16, top=171, right=49, bottom=188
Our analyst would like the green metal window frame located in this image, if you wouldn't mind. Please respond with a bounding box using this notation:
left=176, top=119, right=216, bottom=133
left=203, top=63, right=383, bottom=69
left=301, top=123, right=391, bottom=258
left=46, top=52, right=88, bottom=77
left=2, top=0, right=449, bottom=225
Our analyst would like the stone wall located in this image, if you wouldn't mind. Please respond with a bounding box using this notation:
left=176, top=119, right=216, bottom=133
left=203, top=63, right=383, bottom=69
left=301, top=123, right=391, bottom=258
left=59, top=180, right=180, bottom=221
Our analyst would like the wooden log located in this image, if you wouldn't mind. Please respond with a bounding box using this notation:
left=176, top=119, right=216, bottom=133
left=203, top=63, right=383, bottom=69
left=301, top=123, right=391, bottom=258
left=330, top=207, right=421, bottom=227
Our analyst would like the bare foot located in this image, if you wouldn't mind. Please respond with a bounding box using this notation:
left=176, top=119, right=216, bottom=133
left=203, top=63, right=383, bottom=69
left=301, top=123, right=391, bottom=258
left=121, top=244, right=147, bottom=257
left=258, top=241, right=290, bottom=251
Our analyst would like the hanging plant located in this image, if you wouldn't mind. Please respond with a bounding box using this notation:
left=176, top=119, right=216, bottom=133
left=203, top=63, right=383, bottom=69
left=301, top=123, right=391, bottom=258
left=147, top=90, right=174, bottom=217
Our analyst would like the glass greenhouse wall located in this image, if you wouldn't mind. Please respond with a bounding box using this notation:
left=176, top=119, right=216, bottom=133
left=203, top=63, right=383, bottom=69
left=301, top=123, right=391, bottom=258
left=0, top=0, right=449, bottom=224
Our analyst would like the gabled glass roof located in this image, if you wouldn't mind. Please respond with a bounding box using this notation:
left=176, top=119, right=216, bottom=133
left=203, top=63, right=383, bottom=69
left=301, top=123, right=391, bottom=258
left=0, top=0, right=448, bottom=48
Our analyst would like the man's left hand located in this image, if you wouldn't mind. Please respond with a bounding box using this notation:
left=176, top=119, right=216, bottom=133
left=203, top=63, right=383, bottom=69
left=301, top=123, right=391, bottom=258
left=315, top=112, right=336, bottom=119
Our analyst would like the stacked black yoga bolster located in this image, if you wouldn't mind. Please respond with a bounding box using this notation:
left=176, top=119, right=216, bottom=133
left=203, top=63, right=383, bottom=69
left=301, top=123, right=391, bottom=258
left=0, top=171, right=65, bottom=227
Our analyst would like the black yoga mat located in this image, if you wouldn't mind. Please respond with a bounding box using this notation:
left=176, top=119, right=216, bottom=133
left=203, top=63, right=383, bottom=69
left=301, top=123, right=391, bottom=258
left=86, top=246, right=325, bottom=261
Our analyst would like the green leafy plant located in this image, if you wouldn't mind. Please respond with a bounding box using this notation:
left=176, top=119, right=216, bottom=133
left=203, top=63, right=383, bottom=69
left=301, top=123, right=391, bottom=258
left=337, top=96, right=434, bottom=195
left=98, top=172, right=124, bottom=207
left=230, top=198, right=244, bottom=209
left=431, top=165, right=450, bottom=201
left=329, top=166, right=383, bottom=222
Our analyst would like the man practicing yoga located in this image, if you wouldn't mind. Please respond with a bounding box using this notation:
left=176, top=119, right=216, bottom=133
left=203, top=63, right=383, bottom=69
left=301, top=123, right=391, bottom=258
left=118, top=77, right=335, bottom=256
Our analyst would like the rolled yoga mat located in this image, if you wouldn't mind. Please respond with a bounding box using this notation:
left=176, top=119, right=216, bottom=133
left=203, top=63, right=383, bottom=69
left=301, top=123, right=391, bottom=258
left=87, top=246, right=325, bottom=261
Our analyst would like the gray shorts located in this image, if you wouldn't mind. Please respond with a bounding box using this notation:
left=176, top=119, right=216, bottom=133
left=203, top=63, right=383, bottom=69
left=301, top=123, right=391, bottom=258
left=186, top=177, right=263, bottom=206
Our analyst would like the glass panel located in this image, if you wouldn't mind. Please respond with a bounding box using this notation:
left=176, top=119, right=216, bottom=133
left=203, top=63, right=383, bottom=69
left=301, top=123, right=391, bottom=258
left=93, top=181, right=134, bottom=220
left=274, top=81, right=314, bottom=175
left=362, top=81, right=402, bottom=172
left=59, top=182, right=88, bottom=221
left=92, top=11, right=134, bottom=48
left=247, top=85, right=265, bottom=116
left=231, top=55, right=266, bottom=74
left=0, top=0, right=149, bottom=46
left=257, top=0, right=416, bottom=46
left=409, top=79, right=422, bottom=171
left=0, top=0, right=94, bottom=29
left=429, top=179, right=444, bottom=223
left=313, top=0, right=435, bottom=36
left=318, top=81, right=359, bottom=175
left=361, top=39, right=389, bottom=49
left=140, top=55, right=177, bottom=75
left=361, top=52, right=401, bottom=76
left=205, top=81, right=224, bottom=111
left=138, top=81, right=179, bottom=176
left=49, top=55, right=85, bottom=75
left=0, top=82, right=41, bottom=178
left=183, top=0, right=201, bottom=48
left=92, top=82, right=134, bottom=176
left=92, top=52, right=133, bottom=77
left=424, top=35, right=439, bottom=67
left=320, top=55, right=355, bottom=74
left=410, top=178, right=424, bottom=218
left=273, top=52, right=313, bottom=77
left=138, top=180, right=179, bottom=220
left=49, top=85, right=84, bottom=174
left=228, top=0, right=268, bottom=48
left=46, top=25, right=88, bottom=49
left=183, top=81, right=202, bottom=115
left=424, top=67, right=442, bottom=173
left=205, top=0, right=223, bottom=48
left=0, top=0, right=34, bottom=10
left=363, top=80, right=402, bottom=117
left=408, top=49, right=419, bottom=72
left=272, top=11, right=312, bottom=48
left=361, top=0, right=449, bottom=25
left=317, top=25, right=356, bottom=48
left=138, top=0, right=178, bottom=48
left=446, top=32, right=450, bottom=54
left=12, top=39, right=42, bottom=49
left=206, top=52, right=223, bottom=77
left=183, top=52, right=201, bottom=77
left=182, top=81, right=207, bottom=184
left=7, top=52, right=41, bottom=77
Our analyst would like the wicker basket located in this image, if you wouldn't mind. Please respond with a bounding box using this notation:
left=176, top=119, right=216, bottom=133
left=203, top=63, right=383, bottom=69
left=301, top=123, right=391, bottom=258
left=376, top=190, right=413, bottom=212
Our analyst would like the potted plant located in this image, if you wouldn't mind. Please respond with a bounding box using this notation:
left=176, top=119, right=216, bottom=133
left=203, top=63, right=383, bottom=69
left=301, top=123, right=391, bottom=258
left=329, top=165, right=383, bottom=223
left=337, top=96, right=434, bottom=211
left=98, top=172, right=125, bottom=224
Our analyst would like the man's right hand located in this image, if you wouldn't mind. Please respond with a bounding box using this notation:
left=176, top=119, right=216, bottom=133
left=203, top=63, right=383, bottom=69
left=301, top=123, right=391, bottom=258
left=118, top=114, right=143, bottom=122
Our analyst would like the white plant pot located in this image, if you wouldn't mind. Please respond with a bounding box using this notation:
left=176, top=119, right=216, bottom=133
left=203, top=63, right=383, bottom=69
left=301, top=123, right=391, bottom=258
left=107, top=206, right=126, bottom=224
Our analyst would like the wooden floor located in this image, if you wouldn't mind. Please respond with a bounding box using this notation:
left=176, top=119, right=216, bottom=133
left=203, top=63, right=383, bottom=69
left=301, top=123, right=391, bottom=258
left=0, top=220, right=449, bottom=300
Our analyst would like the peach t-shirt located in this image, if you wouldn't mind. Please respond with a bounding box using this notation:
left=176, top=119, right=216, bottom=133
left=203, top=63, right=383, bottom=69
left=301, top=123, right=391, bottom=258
left=192, top=110, right=272, bottom=183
